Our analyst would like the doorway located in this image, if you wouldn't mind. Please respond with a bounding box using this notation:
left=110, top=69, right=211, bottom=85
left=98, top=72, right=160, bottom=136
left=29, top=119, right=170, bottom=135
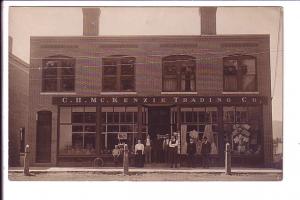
left=148, top=107, right=171, bottom=137
left=36, top=111, right=52, bottom=163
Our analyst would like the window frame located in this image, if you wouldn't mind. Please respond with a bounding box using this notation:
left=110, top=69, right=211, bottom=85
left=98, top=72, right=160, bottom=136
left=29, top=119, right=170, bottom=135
left=102, top=55, right=136, bottom=92
left=162, top=55, right=196, bottom=92
left=42, top=55, right=76, bottom=92
left=223, top=55, right=258, bottom=92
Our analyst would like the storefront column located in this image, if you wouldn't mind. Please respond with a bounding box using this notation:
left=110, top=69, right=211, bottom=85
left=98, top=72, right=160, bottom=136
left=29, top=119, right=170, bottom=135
left=176, top=105, right=181, bottom=132
left=96, top=106, right=102, bottom=155
left=218, top=105, right=225, bottom=166
left=137, top=105, right=143, bottom=139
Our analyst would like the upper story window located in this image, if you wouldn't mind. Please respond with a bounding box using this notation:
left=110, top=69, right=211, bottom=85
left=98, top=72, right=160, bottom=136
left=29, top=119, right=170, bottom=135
left=162, top=55, right=196, bottom=92
left=223, top=55, right=257, bottom=92
left=42, top=55, right=75, bottom=92
left=102, top=56, right=136, bottom=92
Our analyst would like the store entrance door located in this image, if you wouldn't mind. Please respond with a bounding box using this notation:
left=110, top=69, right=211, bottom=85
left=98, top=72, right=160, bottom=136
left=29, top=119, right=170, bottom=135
left=148, top=106, right=171, bottom=136
left=36, top=111, right=52, bottom=163
left=148, top=107, right=170, bottom=163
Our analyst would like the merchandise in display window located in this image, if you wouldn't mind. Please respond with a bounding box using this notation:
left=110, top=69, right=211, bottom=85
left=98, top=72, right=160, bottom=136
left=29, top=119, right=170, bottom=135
left=181, top=107, right=219, bottom=155
left=223, top=106, right=261, bottom=155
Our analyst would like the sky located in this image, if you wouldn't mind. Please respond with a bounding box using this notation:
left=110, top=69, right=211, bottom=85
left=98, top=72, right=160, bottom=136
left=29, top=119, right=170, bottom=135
left=8, top=6, right=283, bottom=122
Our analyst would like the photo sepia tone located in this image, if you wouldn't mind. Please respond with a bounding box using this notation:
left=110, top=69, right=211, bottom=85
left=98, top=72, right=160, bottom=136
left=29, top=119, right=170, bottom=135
left=8, top=6, right=282, bottom=181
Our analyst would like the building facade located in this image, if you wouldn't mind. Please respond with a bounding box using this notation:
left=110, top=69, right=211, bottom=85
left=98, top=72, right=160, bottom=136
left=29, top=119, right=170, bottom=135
left=27, top=7, right=273, bottom=167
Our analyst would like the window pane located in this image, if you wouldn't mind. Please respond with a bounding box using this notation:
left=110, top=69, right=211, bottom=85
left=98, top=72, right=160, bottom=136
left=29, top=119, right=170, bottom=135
left=186, top=112, right=194, bottom=123
left=61, top=67, right=75, bottom=76
left=120, top=112, right=126, bottom=123
left=242, top=75, right=256, bottom=91
left=224, top=59, right=238, bottom=74
left=163, top=79, right=177, bottom=91
left=72, top=125, right=83, bottom=132
left=223, top=107, right=235, bottom=123
left=43, top=79, right=57, bottom=91
left=61, top=78, right=74, bottom=91
left=84, top=133, right=95, bottom=149
left=120, top=125, right=132, bottom=132
left=85, top=125, right=96, bottom=132
left=44, top=60, right=58, bottom=77
left=181, top=79, right=195, bottom=92
left=163, top=64, right=177, bottom=75
left=107, top=125, right=119, bottom=132
left=107, top=134, right=118, bottom=150
left=113, top=112, right=119, bottom=123
left=72, top=133, right=83, bottom=148
left=72, top=112, right=84, bottom=123
left=103, top=59, right=117, bottom=75
left=85, top=112, right=96, bottom=123
left=101, top=112, right=106, bottom=123
left=107, top=112, right=113, bottom=123
left=103, top=77, right=117, bottom=91
left=121, top=64, right=134, bottom=75
left=126, top=112, right=133, bottom=123
left=224, top=76, right=237, bottom=91
left=120, top=77, right=134, bottom=91
left=236, top=107, right=248, bottom=123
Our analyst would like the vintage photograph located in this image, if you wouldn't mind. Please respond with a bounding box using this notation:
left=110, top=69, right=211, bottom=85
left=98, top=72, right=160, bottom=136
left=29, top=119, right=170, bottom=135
left=7, top=6, right=283, bottom=181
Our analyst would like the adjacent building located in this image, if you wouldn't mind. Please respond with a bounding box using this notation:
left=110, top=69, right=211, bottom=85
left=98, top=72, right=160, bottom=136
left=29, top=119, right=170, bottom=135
left=26, top=7, right=273, bottom=167
left=9, top=36, right=29, bottom=166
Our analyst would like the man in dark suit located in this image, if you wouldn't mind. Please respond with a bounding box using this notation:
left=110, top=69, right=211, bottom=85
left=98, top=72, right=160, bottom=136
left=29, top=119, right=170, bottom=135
left=187, top=138, right=197, bottom=167
left=201, top=136, right=211, bottom=168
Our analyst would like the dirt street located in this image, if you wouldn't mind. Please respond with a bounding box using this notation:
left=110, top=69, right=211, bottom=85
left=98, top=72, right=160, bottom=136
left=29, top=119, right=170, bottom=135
left=8, top=172, right=282, bottom=181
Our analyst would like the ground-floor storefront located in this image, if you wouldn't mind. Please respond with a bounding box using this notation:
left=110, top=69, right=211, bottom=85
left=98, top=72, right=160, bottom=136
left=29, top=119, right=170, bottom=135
left=33, top=96, right=270, bottom=167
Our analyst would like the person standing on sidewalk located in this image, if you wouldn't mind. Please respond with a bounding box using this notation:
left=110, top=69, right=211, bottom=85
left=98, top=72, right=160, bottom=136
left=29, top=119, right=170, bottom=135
left=187, top=138, right=196, bottom=167
left=144, top=135, right=152, bottom=164
left=135, top=139, right=145, bottom=167
left=169, top=135, right=179, bottom=168
left=201, top=136, right=211, bottom=168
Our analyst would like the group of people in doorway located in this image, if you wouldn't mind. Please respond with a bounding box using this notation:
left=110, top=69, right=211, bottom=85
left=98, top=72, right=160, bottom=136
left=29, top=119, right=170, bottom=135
left=134, top=133, right=212, bottom=168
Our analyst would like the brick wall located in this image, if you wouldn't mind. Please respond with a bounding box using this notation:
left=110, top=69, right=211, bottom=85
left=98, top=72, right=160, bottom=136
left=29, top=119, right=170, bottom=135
left=28, top=35, right=273, bottom=165
left=9, top=54, right=29, bottom=167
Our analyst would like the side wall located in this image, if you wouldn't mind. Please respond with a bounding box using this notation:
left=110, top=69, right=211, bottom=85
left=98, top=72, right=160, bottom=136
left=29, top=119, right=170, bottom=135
left=9, top=54, right=29, bottom=166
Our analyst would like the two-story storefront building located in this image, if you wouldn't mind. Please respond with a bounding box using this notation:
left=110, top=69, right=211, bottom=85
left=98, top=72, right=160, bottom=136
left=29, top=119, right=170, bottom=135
left=27, top=7, right=273, bottom=167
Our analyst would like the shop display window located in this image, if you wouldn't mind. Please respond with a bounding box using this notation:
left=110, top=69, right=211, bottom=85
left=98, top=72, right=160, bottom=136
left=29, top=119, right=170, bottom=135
left=101, top=106, right=141, bottom=153
left=59, top=106, right=96, bottom=155
left=223, top=106, right=261, bottom=155
left=181, top=107, right=219, bottom=155
left=102, top=56, right=135, bottom=92
left=42, top=55, right=75, bottom=92
left=223, top=55, right=257, bottom=92
left=162, top=55, right=196, bottom=92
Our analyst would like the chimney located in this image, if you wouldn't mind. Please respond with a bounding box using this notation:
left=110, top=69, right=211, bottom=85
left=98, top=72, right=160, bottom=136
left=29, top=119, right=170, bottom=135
left=199, top=7, right=217, bottom=35
left=9, top=36, right=13, bottom=53
left=82, top=8, right=101, bottom=36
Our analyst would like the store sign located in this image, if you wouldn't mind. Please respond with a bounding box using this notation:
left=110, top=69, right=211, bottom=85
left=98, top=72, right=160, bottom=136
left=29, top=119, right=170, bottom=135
left=118, top=133, right=127, bottom=140
left=52, top=96, right=266, bottom=105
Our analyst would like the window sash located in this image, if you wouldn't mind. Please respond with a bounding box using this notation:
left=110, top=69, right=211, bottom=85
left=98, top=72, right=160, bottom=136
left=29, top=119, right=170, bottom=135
left=102, top=57, right=136, bottom=91
left=42, top=57, right=75, bottom=92
left=223, top=56, right=257, bottom=92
